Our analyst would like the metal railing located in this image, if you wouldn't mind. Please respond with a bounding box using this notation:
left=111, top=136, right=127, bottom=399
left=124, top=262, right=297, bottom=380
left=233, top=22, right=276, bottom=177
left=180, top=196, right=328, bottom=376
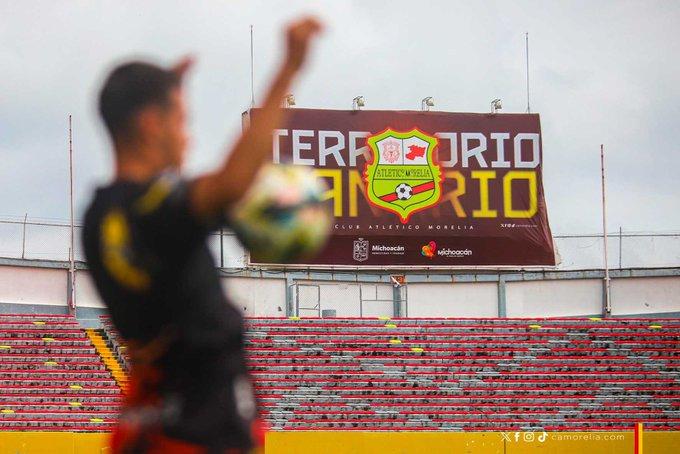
left=0, top=217, right=246, bottom=268
left=0, top=217, right=678, bottom=270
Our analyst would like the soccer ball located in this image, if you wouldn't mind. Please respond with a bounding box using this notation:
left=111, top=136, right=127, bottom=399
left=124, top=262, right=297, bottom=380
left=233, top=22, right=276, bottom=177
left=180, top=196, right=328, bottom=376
left=229, top=164, right=332, bottom=263
left=395, top=183, right=413, bottom=200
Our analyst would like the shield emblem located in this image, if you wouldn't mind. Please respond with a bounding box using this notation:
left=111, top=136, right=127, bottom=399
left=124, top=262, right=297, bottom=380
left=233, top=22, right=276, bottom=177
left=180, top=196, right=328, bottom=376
left=353, top=238, right=369, bottom=262
left=364, top=128, right=442, bottom=223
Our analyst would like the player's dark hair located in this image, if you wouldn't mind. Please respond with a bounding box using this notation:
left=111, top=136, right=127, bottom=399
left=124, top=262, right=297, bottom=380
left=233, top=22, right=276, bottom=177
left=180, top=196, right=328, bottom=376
left=98, top=61, right=180, bottom=140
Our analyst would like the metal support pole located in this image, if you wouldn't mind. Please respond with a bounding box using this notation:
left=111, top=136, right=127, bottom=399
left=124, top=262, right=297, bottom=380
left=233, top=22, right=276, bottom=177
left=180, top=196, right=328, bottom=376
left=618, top=226, right=623, bottom=269
left=359, top=285, right=364, bottom=318
left=497, top=275, right=507, bottom=317
left=68, top=115, right=76, bottom=315
left=21, top=213, right=27, bottom=259
left=390, top=276, right=406, bottom=317
left=600, top=144, right=611, bottom=316
left=392, top=283, right=401, bottom=318
left=285, top=276, right=295, bottom=317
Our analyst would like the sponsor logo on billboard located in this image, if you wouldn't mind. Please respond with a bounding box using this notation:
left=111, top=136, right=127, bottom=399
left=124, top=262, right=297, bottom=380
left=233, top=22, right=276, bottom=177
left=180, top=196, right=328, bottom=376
left=364, top=128, right=442, bottom=224
left=353, top=238, right=369, bottom=262
left=421, top=241, right=472, bottom=259
left=371, top=244, right=405, bottom=256
left=421, top=241, right=436, bottom=259
left=438, top=248, right=473, bottom=258
left=354, top=238, right=406, bottom=260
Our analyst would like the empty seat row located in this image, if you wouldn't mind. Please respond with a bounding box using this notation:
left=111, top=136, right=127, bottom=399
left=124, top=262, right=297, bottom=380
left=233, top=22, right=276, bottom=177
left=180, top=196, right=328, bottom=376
left=0, top=314, right=122, bottom=432
left=242, top=317, right=679, bottom=431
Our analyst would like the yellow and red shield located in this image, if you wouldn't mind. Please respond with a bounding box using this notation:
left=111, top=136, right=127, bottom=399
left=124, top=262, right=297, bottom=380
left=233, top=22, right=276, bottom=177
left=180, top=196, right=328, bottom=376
left=364, top=128, right=442, bottom=223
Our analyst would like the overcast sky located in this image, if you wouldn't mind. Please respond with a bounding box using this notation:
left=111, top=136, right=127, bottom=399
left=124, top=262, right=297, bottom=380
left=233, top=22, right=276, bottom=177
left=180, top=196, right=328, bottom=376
left=1, top=0, right=678, bottom=234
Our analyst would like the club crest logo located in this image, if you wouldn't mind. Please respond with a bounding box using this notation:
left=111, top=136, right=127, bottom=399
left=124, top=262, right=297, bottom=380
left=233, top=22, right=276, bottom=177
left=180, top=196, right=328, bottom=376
left=353, top=238, right=369, bottom=262
left=364, top=128, right=442, bottom=223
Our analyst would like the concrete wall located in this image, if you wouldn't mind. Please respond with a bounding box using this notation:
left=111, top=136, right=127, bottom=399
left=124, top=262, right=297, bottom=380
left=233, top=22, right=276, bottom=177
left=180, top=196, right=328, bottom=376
left=408, top=282, right=498, bottom=317
left=610, top=276, right=680, bottom=316
left=75, top=271, right=106, bottom=309
left=506, top=279, right=603, bottom=317
left=222, top=276, right=287, bottom=317
left=0, top=262, right=679, bottom=319
left=0, top=265, right=66, bottom=306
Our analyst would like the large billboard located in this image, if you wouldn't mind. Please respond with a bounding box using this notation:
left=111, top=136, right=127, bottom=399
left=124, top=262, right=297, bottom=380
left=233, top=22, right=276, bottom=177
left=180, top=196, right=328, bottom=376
left=249, top=108, right=555, bottom=267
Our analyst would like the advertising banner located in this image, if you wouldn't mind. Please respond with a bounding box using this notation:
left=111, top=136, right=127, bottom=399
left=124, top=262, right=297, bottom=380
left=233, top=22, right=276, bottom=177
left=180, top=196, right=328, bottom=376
left=249, top=108, right=555, bottom=267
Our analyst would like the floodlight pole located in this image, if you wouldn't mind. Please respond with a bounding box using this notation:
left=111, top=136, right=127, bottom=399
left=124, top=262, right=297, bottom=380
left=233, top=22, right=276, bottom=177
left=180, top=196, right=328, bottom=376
left=68, top=115, right=76, bottom=315
left=250, top=25, right=255, bottom=108
left=525, top=32, right=531, bottom=113
left=600, top=144, right=611, bottom=316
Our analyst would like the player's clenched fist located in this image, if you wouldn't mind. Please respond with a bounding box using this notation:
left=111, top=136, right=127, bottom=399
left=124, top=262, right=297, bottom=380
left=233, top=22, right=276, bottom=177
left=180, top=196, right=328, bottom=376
left=285, top=16, right=323, bottom=71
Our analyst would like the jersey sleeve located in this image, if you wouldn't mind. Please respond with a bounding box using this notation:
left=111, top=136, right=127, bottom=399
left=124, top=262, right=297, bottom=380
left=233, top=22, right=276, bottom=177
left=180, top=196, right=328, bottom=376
left=130, top=173, right=223, bottom=258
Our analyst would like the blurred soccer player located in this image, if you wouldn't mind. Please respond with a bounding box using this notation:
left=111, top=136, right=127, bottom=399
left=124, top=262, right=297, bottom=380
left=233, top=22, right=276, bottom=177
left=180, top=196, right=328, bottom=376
left=83, top=18, right=322, bottom=454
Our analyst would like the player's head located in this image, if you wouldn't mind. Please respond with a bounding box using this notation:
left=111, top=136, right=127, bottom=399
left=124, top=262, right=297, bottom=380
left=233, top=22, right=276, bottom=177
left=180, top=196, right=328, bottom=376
left=98, top=59, right=191, bottom=169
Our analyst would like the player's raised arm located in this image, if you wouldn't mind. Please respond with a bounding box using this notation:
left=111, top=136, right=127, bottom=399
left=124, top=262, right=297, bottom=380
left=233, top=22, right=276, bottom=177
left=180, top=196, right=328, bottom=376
left=190, top=17, right=323, bottom=221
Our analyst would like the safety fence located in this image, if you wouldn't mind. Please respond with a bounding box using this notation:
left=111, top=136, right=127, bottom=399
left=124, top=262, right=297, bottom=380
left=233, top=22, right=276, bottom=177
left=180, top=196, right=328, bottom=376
left=0, top=218, right=679, bottom=271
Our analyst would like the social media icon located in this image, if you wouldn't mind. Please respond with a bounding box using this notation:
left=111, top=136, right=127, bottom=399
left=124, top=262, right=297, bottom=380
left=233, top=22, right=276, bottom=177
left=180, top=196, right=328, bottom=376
left=524, top=432, right=535, bottom=442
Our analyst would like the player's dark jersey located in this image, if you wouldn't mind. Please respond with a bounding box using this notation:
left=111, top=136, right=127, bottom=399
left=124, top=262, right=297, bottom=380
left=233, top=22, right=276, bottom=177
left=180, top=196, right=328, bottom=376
left=82, top=173, right=259, bottom=452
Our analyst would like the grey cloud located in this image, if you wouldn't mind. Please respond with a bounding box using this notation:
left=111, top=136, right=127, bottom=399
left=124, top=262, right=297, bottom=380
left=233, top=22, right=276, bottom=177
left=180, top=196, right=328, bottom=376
left=0, top=0, right=678, bottom=235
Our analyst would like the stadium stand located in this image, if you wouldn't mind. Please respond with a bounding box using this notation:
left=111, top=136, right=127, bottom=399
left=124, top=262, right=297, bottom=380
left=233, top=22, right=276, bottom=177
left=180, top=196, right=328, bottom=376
left=0, top=314, right=120, bottom=431
left=245, top=317, right=680, bottom=432
left=2, top=314, right=679, bottom=435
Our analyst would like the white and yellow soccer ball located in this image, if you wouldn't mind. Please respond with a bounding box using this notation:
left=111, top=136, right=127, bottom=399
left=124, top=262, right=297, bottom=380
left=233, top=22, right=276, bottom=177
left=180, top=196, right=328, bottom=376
left=229, top=164, right=331, bottom=264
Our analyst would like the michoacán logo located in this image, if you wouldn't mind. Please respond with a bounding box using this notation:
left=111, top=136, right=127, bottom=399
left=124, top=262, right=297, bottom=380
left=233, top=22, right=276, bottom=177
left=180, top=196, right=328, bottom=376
left=421, top=241, right=436, bottom=259
left=438, top=248, right=473, bottom=257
